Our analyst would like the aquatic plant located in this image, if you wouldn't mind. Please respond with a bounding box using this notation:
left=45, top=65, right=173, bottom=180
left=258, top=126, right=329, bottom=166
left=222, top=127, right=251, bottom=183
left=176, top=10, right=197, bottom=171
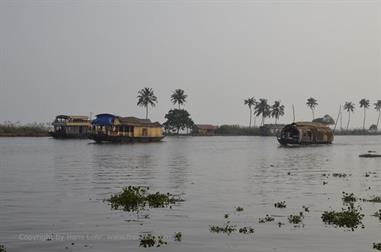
left=258, top=215, right=275, bottom=223
left=236, top=206, right=244, bottom=212
left=238, top=226, right=255, bottom=234
left=374, top=243, right=381, bottom=251
left=288, top=215, right=303, bottom=224
left=0, top=244, right=6, bottom=252
left=108, top=186, right=147, bottom=211
left=302, top=206, right=310, bottom=212
left=372, top=210, right=381, bottom=220
left=274, top=201, right=287, bottom=208
left=321, top=205, right=364, bottom=230
left=107, top=186, right=183, bottom=212
left=146, top=192, right=180, bottom=208
left=174, top=232, right=182, bottom=242
left=139, top=234, right=167, bottom=248
left=332, top=173, right=349, bottom=178
left=209, top=224, right=237, bottom=235
left=364, top=196, right=381, bottom=203
left=342, top=192, right=357, bottom=204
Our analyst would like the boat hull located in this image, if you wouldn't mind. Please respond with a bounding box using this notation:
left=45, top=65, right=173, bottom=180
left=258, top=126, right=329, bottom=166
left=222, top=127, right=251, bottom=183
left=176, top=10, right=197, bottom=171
left=88, top=133, right=164, bottom=143
left=49, top=131, right=89, bottom=139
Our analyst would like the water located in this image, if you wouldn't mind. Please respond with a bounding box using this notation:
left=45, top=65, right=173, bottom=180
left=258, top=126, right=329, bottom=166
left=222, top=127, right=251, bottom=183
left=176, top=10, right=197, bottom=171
left=0, top=136, right=380, bottom=252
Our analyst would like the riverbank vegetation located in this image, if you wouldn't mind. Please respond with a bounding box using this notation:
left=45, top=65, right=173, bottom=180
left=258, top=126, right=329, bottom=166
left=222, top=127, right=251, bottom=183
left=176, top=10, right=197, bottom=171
left=0, top=122, right=50, bottom=137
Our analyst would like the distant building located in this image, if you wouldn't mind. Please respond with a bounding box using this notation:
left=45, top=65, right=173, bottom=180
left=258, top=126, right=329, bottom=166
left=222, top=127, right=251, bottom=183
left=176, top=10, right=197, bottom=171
left=193, top=124, right=217, bottom=136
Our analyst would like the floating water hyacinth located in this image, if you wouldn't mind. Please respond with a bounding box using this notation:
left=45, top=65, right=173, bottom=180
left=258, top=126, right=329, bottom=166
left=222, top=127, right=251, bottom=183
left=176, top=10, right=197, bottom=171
left=139, top=233, right=167, bottom=248
left=107, top=186, right=183, bottom=212
left=274, top=201, right=287, bottom=208
left=321, top=205, right=364, bottom=231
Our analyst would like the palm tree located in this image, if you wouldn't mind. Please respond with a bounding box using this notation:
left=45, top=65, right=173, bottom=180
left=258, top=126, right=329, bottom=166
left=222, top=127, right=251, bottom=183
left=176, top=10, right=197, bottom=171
left=344, top=102, right=355, bottom=130
left=306, top=97, right=318, bottom=120
left=244, top=97, right=256, bottom=127
left=374, top=100, right=381, bottom=130
left=170, top=89, right=187, bottom=109
left=137, top=87, right=158, bottom=119
left=359, top=98, right=370, bottom=130
left=254, top=98, right=270, bottom=126
left=271, top=101, right=285, bottom=125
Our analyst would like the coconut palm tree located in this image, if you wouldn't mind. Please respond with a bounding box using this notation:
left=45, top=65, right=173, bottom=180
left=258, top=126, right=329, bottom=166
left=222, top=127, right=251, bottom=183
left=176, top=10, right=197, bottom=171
left=171, top=89, right=187, bottom=109
left=374, top=100, right=381, bottom=130
left=271, top=101, right=285, bottom=125
left=254, top=98, right=271, bottom=126
left=359, top=98, right=370, bottom=130
left=244, top=97, right=256, bottom=127
left=137, top=87, right=158, bottom=119
left=306, top=97, right=318, bottom=120
left=344, top=102, right=355, bottom=130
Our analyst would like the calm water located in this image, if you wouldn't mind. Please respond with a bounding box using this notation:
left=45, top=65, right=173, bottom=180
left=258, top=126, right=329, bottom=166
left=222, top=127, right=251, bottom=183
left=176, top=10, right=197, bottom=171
left=0, top=136, right=380, bottom=252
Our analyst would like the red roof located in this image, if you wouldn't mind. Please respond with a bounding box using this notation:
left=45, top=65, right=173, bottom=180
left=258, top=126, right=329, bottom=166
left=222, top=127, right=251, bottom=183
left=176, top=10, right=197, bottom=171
left=196, top=124, right=217, bottom=130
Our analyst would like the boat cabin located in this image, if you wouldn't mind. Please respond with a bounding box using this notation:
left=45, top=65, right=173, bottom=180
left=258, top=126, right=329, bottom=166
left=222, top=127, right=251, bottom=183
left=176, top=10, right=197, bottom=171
left=51, top=115, right=91, bottom=139
left=277, top=122, right=334, bottom=146
left=89, top=114, right=164, bottom=143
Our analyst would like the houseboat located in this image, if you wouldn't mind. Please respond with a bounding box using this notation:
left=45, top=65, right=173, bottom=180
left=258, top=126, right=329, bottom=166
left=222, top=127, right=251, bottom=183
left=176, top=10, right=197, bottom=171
left=51, top=115, right=91, bottom=139
left=88, top=113, right=164, bottom=143
left=277, top=122, right=334, bottom=146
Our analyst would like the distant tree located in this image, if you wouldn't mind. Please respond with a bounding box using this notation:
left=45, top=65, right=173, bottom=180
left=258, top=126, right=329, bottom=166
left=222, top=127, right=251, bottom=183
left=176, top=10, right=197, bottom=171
left=137, top=87, right=158, bottom=119
left=359, top=98, right=370, bottom=130
left=163, top=109, right=194, bottom=135
left=171, top=89, right=187, bottom=109
left=271, top=101, right=285, bottom=125
left=244, top=97, right=256, bottom=128
left=254, top=98, right=271, bottom=126
left=344, top=102, right=355, bottom=130
left=306, top=97, right=318, bottom=120
left=374, top=100, right=381, bottom=130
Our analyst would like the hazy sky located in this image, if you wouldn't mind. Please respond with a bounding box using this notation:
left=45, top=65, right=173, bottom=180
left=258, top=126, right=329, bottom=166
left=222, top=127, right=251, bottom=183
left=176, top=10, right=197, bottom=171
left=1, top=0, right=380, bottom=128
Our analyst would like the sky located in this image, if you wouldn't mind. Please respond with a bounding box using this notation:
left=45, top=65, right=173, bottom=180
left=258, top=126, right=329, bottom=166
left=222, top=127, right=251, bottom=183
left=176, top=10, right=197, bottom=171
left=0, top=0, right=380, bottom=128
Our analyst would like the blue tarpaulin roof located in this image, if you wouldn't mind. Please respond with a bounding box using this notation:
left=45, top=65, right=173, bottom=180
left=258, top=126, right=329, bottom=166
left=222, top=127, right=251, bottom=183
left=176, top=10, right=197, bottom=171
left=92, top=114, right=115, bottom=126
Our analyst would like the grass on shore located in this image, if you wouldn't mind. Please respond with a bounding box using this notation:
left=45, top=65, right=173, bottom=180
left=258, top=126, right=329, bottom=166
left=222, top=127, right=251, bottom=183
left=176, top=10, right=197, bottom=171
left=0, top=122, right=50, bottom=137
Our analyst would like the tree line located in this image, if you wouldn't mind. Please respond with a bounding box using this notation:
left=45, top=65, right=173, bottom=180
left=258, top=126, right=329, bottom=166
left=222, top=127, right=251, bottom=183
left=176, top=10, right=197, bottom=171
left=136, top=87, right=381, bottom=131
left=137, top=87, right=194, bottom=134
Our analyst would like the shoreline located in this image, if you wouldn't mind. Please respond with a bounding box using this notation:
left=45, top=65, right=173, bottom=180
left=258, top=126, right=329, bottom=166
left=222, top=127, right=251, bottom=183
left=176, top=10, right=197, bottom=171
left=2, top=133, right=381, bottom=138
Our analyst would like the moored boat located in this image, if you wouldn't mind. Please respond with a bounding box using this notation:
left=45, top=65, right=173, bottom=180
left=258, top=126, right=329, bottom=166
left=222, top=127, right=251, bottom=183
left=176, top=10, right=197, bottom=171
left=50, top=115, right=91, bottom=139
left=277, top=122, right=333, bottom=146
left=88, top=114, right=164, bottom=143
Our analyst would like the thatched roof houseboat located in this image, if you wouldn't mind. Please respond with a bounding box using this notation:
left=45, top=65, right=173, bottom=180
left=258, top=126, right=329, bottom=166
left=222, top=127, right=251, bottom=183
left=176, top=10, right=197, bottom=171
left=277, top=122, right=334, bottom=146
left=88, top=114, right=164, bottom=143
